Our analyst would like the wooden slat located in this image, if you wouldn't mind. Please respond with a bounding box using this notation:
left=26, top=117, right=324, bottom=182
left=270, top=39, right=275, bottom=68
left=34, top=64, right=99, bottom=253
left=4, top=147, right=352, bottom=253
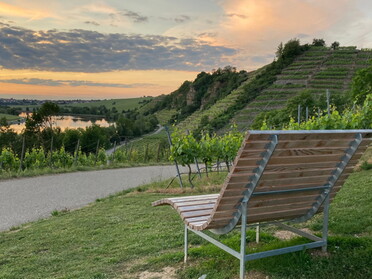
left=181, top=209, right=213, bottom=219
left=178, top=204, right=215, bottom=212
left=175, top=199, right=217, bottom=207
left=247, top=208, right=309, bottom=223
left=229, top=167, right=353, bottom=183
left=248, top=194, right=319, bottom=209
left=234, top=159, right=359, bottom=172
left=248, top=201, right=315, bottom=215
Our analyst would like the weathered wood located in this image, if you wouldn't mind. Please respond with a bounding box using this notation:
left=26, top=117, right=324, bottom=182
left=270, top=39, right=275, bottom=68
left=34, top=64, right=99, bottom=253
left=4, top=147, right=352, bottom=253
left=152, top=130, right=372, bottom=233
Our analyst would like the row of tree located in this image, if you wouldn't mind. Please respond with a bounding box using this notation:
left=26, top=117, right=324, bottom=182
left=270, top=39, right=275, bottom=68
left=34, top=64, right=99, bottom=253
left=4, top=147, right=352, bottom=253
left=0, top=102, right=159, bottom=157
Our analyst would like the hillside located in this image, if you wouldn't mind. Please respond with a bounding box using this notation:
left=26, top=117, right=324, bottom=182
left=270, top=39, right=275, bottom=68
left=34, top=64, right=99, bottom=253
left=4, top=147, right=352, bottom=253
left=140, top=66, right=249, bottom=125
left=227, top=46, right=372, bottom=131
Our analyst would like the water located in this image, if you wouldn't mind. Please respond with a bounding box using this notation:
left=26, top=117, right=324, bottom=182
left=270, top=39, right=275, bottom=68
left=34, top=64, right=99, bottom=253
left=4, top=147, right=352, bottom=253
left=10, top=114, right=112, bottom=133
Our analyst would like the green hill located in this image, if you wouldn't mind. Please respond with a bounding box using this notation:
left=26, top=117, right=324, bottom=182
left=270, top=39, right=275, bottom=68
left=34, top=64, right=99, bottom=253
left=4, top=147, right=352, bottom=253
left=226, top=46, right=372, bottom=131
left=63, top=97, right=152, bottom=113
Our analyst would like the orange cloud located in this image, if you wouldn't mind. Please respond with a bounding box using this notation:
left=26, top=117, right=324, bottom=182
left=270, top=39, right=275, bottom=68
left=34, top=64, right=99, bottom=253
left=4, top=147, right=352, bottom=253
left=216, top=0, right=357, bottom=69
left=0, top=69, right=199, bottom=99
left=0, top=2, right=52, bottom=20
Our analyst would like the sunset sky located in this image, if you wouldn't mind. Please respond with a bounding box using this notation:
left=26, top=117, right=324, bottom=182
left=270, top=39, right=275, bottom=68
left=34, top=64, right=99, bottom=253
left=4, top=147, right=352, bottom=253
left=0, top=0, right=371, bottom=100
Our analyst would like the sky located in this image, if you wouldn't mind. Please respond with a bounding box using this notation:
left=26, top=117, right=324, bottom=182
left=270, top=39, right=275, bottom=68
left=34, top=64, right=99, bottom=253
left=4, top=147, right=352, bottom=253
left=0, top=0, right=371, bottom=100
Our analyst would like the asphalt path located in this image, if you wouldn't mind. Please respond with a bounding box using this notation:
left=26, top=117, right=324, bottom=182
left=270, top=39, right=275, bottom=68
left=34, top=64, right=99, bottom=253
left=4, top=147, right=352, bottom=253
left=0, top=165, right=187, bottom=231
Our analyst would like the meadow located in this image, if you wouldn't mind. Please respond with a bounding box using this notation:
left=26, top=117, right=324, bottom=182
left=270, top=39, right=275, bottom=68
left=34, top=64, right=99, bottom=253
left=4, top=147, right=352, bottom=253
left=0, top=168, right=370, bottom=279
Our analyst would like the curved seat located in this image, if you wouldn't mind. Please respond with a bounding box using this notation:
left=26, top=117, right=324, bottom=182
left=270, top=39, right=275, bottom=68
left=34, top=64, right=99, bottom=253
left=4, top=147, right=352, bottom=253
left=152, top=129, right=372, bottom=279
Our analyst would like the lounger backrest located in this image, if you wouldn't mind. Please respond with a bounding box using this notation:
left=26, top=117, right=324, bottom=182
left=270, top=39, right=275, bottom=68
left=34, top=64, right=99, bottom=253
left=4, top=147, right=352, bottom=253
left=207, top=130, right=372, bottom=234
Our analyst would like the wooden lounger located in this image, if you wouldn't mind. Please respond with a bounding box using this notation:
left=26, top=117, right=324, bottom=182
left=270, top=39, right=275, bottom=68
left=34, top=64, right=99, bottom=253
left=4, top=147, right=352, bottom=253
left=152, top=130, right=372, bottom=279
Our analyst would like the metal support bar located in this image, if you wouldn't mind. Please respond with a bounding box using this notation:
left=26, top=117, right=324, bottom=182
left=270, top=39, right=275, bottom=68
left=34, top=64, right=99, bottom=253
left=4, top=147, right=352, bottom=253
left=211, top=134, right=278, bottom=235
left=245, top=241, right=325, bottom=261
left=322, top=193, right=330, bottom=252
left=240, top=202, right=247, bottom=279
left=274, top=222, right=322, bottom=242
left=189, top=229, right=241, bottom=259
left=184, top=225, right=188, bottom=263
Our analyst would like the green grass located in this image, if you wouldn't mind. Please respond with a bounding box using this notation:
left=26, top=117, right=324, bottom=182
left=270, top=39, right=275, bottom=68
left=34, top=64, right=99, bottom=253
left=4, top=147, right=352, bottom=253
left=63, top=97, right=152, bottom=112
left=0, top=168, right=371, bottom=278
left=0, top=113, right=20, bottom=121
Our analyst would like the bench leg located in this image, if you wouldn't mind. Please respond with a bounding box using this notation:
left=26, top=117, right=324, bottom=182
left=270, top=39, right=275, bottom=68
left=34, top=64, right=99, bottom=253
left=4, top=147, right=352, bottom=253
left=322, top=193, right=330, bottom=253
left=184, top=225, right=188, bottom=263
left=240, top=202, right=247, bottom=279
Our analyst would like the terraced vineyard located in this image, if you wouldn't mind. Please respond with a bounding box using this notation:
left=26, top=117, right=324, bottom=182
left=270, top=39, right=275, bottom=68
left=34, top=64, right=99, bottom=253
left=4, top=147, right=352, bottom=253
left=175, top=69, right=263, bottom=132
left=228, top=46, right=372, bottom=131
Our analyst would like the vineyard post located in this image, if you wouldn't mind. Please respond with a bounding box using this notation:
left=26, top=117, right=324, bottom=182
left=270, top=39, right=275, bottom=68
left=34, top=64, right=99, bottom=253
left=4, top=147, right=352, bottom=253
left=187, top=130, right=201, bottom=178
left=306, top=106, right=309, bottom=121
left=19, top=135, right=26, bottom=171
left=126, top=142, right=132, bottom=161
left=113, top=141, right=117, bottom=155
left=144, top=143, right=149, bottom=162
left=49, top=136, right=54, bottom=167
left=326, top=89, right=331, bottom=116
left=156, top=142, right=161, bottom=162
left=165, top=126, right=183, bottom=188
left=95, top=139, right=100, bottom=165
left=297, top=105, right=301, bottom=124
left=74, top=139, right=80, bottom=165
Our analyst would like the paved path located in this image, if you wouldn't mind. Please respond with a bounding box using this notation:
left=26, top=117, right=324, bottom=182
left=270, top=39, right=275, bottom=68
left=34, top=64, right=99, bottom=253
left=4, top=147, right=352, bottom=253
left=0, top=165, right=184, bottom=231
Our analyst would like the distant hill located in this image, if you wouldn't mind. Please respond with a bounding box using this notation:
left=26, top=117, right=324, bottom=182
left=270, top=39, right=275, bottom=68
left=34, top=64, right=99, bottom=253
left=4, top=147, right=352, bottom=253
left=63, top=97, right=153, bottom=113
left=154, top=45, right=371, bottom=134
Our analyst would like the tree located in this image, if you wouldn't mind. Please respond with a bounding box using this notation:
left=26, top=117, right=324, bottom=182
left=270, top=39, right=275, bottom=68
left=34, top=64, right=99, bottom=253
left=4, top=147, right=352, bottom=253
left=331, top=41, right=340, bottom=50
left=312, top=38, right=326, bottom=47
left=276, top=42, right=283, bottom=59
left=351, top=62, right=372, bottom=104
left=25, top=102, right=60, bottom=132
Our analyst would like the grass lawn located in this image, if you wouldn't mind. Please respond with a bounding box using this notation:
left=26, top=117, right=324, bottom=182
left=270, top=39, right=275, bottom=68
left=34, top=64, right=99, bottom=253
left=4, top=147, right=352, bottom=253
left=0, top=113, right=20, bottom=121
left=0, top=170, right=371, bottom=279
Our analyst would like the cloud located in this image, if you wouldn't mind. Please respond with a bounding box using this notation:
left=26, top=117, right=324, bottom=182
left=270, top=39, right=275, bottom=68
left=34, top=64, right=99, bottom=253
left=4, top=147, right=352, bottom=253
left=84, top=21, right=100, bottom=26
left=226, top=13, right=247, bottom=19
left=0, top=24, right=236, bottom=73
left=119, top=9, right=148, bottom=23
left=0, top=2, right=52, bottom=20
left=0, top=78, right=154, bottom=88
left=174, top=15, right=191, bottom=23
left=215, top=0, right=372, bottom=69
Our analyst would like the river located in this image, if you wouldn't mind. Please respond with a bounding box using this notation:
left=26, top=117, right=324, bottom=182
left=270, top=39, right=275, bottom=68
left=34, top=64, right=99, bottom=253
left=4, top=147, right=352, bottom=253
left=9, top=114, right=112, bottom=133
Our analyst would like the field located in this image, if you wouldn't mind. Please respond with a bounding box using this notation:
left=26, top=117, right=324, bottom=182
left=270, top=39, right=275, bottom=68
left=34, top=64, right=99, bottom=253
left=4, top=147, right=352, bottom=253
left=0, top=168, right=370, bottom=279
left=9, top=97, right=152, bottom=113
left=62, top=97, right=153, bottom=112
left=0, top=113, right=20, bottom=121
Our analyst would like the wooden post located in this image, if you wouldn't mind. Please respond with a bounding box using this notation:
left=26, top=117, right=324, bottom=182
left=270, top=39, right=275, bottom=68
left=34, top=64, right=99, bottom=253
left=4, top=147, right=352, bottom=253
left=326, top=89, right=330, bottom=116
left=156, top=142, right=162, bottom=162
left=306, top=106, right=309, bottom=121
left=165, top=126, right=184, bottom=188
left=74, top=139, right=80, bottom=166
left=144, top=143, right=149, bottom=162
left=49, top=136, right=54, bottom=167
left=19, top=135, right=26, bottom=171
left=113, top=141, right=117, bottom=154
left=95, top=139, right=100, bottom=165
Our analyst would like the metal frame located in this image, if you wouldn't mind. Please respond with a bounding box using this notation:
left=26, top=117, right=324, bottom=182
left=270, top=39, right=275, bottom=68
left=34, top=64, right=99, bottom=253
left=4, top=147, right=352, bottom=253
left=182, top=131, right=368, bottom=279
